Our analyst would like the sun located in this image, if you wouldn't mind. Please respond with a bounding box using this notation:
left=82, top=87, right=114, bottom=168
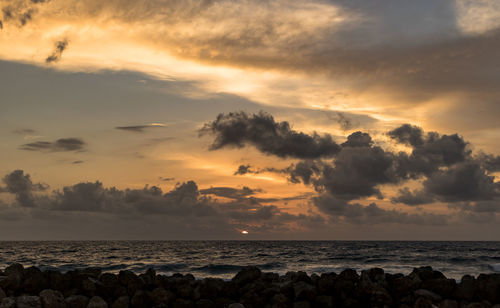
left=241, top=230, right=249, bottom=235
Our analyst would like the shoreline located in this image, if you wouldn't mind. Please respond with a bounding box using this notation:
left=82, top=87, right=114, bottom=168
left=1, top=264, right=499, bottom=307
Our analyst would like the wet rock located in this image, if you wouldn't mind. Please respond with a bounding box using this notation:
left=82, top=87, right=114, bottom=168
left=0, top=288, right=5, bottom=301
left=227, top=304, right=245, bottom=308
left=392, top=274, right=422, bottom=299
left=414, top=297, right=434, bottom=308
left=293, top=281, right=316, bottom=301
left=0, top=264, right=24, bottom=291
left=130, top=290, right=151, bottom=308
left=195, top=299, right=215, bottom=308
left=317, top=273, right=336, bottom=295
left=16, top=295, right=42, bottom=308
left=454, top=275, right=476, bottom=301
left=39, top=289, right=65, bottom=308
left=117, top=272, right=142, bottom=297
left=421, top=278, right=456, bottom=298
left=262, top=272, right=280, bottom=283
left=45, top=271, right=69, bottom=294
left=110, top=296, right=129, bottom=308
left=65, top=295, right=89, bottom=308
left=272, top=293, right=292, bottom=308
left=414, top=289, right=442, bottom=302
left=138, top=268, right=156, bottom=290
left=86, top=296, right=108, bottom=308
left=232, top=267, right=261, bottom=286
left=0, top=297, right=16, bottom=308
left=198, top=278, right=224, bottom=300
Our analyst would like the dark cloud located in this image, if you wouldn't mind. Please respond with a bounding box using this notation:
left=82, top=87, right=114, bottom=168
left=423, top=162, right=499, bottom=202
left=0, top=20, right=3, bottom=29
left=20, top=138, right=85, bottom=152
left=159, top=176, right=174, bottom=182
left=478, top=154, right=500, bottom=173
left=72, top=160, right=84, bottom=164
left=201, top=111, right=341, bottom=159
left=341, top=131, right=373, bottom=148
left=314, top=194, right=446, bottom=225
left=200, top=186, right=260, bottom=200
left=46, top=39, right=68, bottom=63
left=115, top=124, right=167, bottom=133
left=1, top=170, right=47, bottom=208
left=391, top=187, right=434, bottom=206
left=234, top=164, right=253, bottom=175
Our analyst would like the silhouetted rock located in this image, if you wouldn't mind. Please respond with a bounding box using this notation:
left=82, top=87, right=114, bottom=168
left=16, top=295, right=41, bottom=308
left=314, top=295, right=334, bottom=308
left=0, top=297, right=16, bottom=308
left=65, top=295, right=89, bottom=308
left=39, top=289, right=65, bottom=308
left=22, top=267, right=47, bottom=294
left=0, top=287, right=5, bottom=301
left=293, top=281, right=316, bottom=301
left=227, top=303, right=245, bottom=308
left=454, top=275, right=476, bottom=301
left=232, top=267, right=261, bottom=286
left=110, top=296, right=129, bottom=308
left=476, top=273, right=500, bottom=304
left=194, top=298, right=215, bottom=308
left=87, top=296, right=107, bottom=308
left=414, top=289, right=442, bottom=302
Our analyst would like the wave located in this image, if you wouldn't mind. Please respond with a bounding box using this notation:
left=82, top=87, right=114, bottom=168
left=488, top=264, right=500, bottom=272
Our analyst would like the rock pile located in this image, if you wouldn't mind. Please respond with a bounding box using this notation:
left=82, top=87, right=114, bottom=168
left=1, top=264, right=499, bottom=307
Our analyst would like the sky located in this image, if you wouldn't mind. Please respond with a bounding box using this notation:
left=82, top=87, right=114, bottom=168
left=0, top=0, right=499, bottom=240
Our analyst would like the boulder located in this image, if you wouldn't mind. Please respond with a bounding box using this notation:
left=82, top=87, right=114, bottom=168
left=293, top=281, right=316, bottom=301
left=227, top=304, right=245, bottom=308
left=414, top=297, right=434, bottom=308
left=65, top=295, right=89, bottom=308
left=172, top=298, right=194, bottom=308
left=0, top=298, right=16, bottom=308
left=454, top=275, right=476, bottom=301
left=86, top=296, right=108, bottom=308
left=22, top=267, right=48, bottom=294
left=130, top=290, right=151, bottom=308
left=195, top=299, right=215, bottom=308
left=0, top=288, right=5, bottom=301
left=150, top=287, right=171, bottom=306
left=421, top=278, right=456, bottom=298
left=16, top=295, right=42, bottom=308
left=476, top=274, right=500, bottom=304
left=117, top=272, right=142, bottom=297
left=439, top=299, right=458, bottom=308
left=314, top=295, right=334, bottom=308
left=232, top=267, right=261, bottom=286
left=271, top=293, right=292, bottom=308
left=293, top=301, right=311, bottom=308
left=414, top=289, right=442, bottom=302
left=110, top=296, right=129, bottom=308
left=39, top=289, right=66, bottom=308
left=317, top=273, right=336, bottom=295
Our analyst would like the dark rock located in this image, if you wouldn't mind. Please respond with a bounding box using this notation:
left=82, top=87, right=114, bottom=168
left=45, top=271, right=69, bottom=294
left=130, top=290, right=151, bottom=308
left=317, top=273, right=336, bottom=295
left=293, top=301, right=310, bottom=308
left=117, top=272, right=142, bottom=297
left=476, top=274, right=500, bottom=304
left=150, top=287, right=171, bottom=306
left=0, top=287, right=5, bottom=301
left=172, top=298, right=194, bottom=308
left=314, top=295, right=334, bottom=308
left=421, top=278, right=456, bottom=298
left=440, top=299, right=458, bottom=308
left=110, top=296, right=129, bottom=308
left=39, top=289, right=66, bottom=308
left=5, top=264, right=24, bottom=278
left=227, top=304, right=245, bottom=308
left=414, top=297, right=434, bottom=308
left=232, top=267, right=261, bottom=286
left=262, top=272, right=280, bottom=283
left=293, top=281, right=316, bottom=301
left=0, top=264, right=24, bottom=292
left=414, top=289, right=442, bottom=302
left=0, top=297, right=16, bottom=308
left=198, top=278, right=224, bottom=300
left=412, top=267, right=446, bottom=282
left=87, top=296, right=108, bottom=308
left=271, top=293, right=292, bottom=308
left=214, top=297, right=233, bottom=307
left=22, top=267, right=48, bottom=294
left=97, top=273, right=119, bottom=298
left=195, top=299, right=215, bottom=308
left=392, top=274, right=422, bottom=298
left=454, top=275, right=476, bottom=301
left=339, top=269, right=359, bottom=282
left=79, top=269, right=101, bottom=280
left=138, top=268, right=156, bottom=290
left=16, top=295, right=42, bottom=308
left=64, top=295, right=89, bottom=308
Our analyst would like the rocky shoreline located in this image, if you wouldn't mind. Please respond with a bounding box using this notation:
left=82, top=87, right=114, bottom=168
left=1, top=264, right=500, bottom=308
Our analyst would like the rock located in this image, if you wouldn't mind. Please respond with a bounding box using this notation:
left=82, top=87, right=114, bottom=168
left=227, top=304, right=245, bottom=308
left=130, top=290, right=151, bottom=308
left=314, top=295, right=334, bottom=308
left=86, top=296, right=108, bottom=308
left=293, top=301, right=310, bottom=308
left=150, top=287, right=171, bottom=306
left=172, top=298, right=194, bottom=308
left=195, top=299, right=215, bottom=308
left=392, top=275, right=422, bottom=298
left=0, top=288, right=5, bottom=301
left=138, top=268, right=156, bottom=289
left=293, top=281, right=317, bottom=301
left=118, top=272, right=142, bottom=297
left=414, top=297, right=434, bottom=308
left=317, top=273, right=336, bottom=294
left=17, top=295, right=42, bottom=308
left=476, top=274, right=500, bottom=304
left=0, top=264, right=24, bottom=292
left=414, top=289, right=442, bottom=302
left=338, top=269, right=359, bottom=282
left=439, top=299, right=458, bottom=308
left=5, top=264, right=24, bottom=278
left=454, top=275, right=476, bottom=301
left=39, top=289, right=66, bottom=308
left=22, top=267, right=48, bottom=294
left=65, top=295, right=89, bottom=308
left=111, top=296, right=129, bottom=308
left=0, top=298, right=16, bottom=308
left=198, top=278, right=224, bottom=300
left=421, top=278, right=456, bottom=298
left=232, top=267, right=261, bottom=286
left=272, top=293, right=292, bottom=308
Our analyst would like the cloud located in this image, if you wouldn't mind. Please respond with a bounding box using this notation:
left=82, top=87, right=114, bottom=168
left=115, top=123, right=167, bottom=133
left=45, top=39, right=68, bottom=63
left=200, top=186, right=261, bottom=200
left=200, top=111, right=340, bottom=159
left=20, top=138, right=85, bottom=152
left=234, top=164, right=253, bottom=175
left=12, top=128, right=36, bottom=135
left=71, top=160, right=84, bottom=164
left=391, top=187, right=434, bottom=206
left=1, top=170, right=47, bottom=207
left=159, top=176, right=174, bottom=182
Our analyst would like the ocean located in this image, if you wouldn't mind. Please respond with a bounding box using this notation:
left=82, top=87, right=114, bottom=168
left=0, top=241, right=499, bottom=280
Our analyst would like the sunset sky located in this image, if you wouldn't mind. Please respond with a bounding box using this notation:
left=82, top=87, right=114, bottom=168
left=1, top=0, right=499, bottom=240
